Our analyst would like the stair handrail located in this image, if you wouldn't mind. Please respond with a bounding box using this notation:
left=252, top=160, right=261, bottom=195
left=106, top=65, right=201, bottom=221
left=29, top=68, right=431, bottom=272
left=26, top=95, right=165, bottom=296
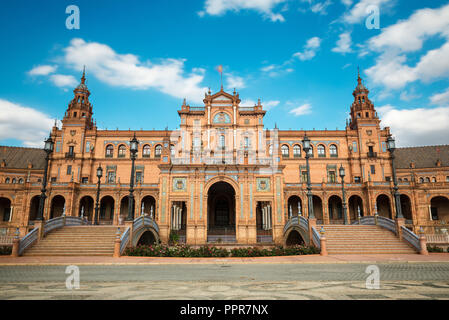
left=43, top=216, right=85, bottom=236
left=283, top=215, right=308, bottom=234
left=377, top=216, right=397, bottom=235
left=311, top=226, right=321, bottom=249
left=351, top=216, right=375, bottom=225
left=18, top=227, right=39, bottom=256
left=133, top=215, right=159, bottom=233
left=120, top=227, right=130, bottom=254
left=401, top=226, right=421, bottom=251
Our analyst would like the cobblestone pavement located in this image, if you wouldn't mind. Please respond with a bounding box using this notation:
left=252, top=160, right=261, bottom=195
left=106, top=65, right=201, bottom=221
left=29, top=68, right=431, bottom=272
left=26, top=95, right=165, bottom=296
left=1, top=263, right=449, bottom=299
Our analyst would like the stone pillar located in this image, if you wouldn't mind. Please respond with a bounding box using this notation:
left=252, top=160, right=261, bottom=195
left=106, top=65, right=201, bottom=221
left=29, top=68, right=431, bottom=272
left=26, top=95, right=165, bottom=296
left=34, top=220, right=45, bottom=242
left=419, top=234, right=429, bottom=255
left=320, top=235, right=327, bottom=256
left=396, top=217, right=405, bottom=240
left=11, top=237, right=20, bottom=257
left=309, top=218, right=317, bottom=247
left=113, top=228, right=121, bottom=258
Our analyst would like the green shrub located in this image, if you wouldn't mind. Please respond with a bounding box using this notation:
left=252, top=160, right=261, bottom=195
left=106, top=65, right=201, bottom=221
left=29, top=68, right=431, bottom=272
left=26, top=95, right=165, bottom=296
left=168, top=231, right=180, bottom=245
left=124, top=244, right=319, bottom=257
left=427, top=245, right=444, bottom=253
left=0, top=246, right=12, bottom=255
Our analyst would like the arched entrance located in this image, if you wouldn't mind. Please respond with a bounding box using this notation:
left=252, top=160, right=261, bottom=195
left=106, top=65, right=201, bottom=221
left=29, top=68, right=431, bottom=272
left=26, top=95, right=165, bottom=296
left=50, top=195, right=65, bottom=219
left=29, top=195, right=40, bottom=221
left=376, top=194, right=392, bottom=219
left=140, top=196, right=156, bottom=219
left=0, top=198, right=11, bottom=222
left=285, top=229, right=305, bottom=246
left=430, top=196, right=449, bottom=221
left=119, top=196, right=131, bottom=223
left=349, top=195, right=364, bottom=221
left=207, top=181, right=236, bottom=242
left=400, top=194, right=413, bottom=221
left=287, top=196, right=302, bottom=219
left=137, top=231, right=157, bottom=246
left=312, top=195, right=323, bottom=223
left=328, top=195, right=343, bottom=223
left=79, top=196, right=94, bottom=222
left=99, top=196, right=115, bottom=224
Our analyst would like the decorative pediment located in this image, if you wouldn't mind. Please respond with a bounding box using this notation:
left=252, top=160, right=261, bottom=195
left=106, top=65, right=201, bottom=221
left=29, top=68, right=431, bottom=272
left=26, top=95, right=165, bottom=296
left=212, top=95, right=232, bottom=102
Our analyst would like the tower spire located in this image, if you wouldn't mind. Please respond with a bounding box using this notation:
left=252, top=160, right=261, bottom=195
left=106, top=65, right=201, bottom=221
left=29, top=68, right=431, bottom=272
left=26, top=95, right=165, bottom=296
left=81, top=65, right=86, bottom=84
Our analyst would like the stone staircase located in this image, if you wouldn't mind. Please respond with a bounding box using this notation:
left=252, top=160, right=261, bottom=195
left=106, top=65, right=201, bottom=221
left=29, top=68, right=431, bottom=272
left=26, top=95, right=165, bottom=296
left=23, top=226, right=119, bottom=256
left=319, top=225, right=417, bottom=254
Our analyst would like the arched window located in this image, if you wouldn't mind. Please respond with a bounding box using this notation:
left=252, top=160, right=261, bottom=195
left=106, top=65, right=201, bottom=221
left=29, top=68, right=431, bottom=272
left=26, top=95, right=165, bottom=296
left=105, top=145, right=114, bottom=158
left=419, top=177, right=424, bottom=183
left=219, top=135, right=225, bottom=149
left=118, top=145, right=126, bottom=158
left=18, top=178, right=24, bottom=184
left=425, top=177, right=430, bottom=183
left=142, top=145, right=151, bottom=157
left=293, top=145, right=301, bottom=158
left=155, top=145, right=162, bottom=158
left=329, top=144, right=338, bottom=157
left=281, top=145, right=289, bottom=158
left=12, top=178, right=16, bottom=184
left=307, top=145, right=314, bottom=157
left=268, top=145, right=273, bottom=156
left=317, top=145, right=326, bottom=157
left=432, top=177, right=436, bottom=183
left=5, top=177, right=10, bottom=184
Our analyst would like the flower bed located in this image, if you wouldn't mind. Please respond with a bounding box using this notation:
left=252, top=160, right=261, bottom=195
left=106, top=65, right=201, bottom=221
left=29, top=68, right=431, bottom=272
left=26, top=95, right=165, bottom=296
left=124, top=244, right=319, bottom=257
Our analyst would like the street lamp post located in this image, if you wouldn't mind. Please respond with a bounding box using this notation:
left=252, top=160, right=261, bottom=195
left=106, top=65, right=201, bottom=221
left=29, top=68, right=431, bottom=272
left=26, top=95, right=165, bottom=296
left=302, top=134, right=314, bottom=219
left=387, top=135, right=404, bottom=219
left=37, top=135, right=54, bottom=220
left=339, top=164, right=348, bottom=225
left=94, top=165, right=103, bottom=225
left=127, top=133, right=139, bottom=221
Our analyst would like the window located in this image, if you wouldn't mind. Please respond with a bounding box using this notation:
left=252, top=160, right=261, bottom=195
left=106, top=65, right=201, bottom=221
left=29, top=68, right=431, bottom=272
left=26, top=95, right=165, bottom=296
left=170, top=145, right=175, bottom=157
left=136, top=171, right=142, bottom=184
left=446, top=176, right=449, bottom=182
left=354, top=176, right=361, bottom=183
left=105, top=145, right=114, bottom=158
left=68, top=146, right=74, bottom=155
left=73, top=112, right=77, bottom=118
left=317, top=145, right=326, bottom=157
left=12, top=178, right=16, bottom=184
left=301, top=171, right=308, bottom=183
left=432, top=177, right=436, bottom=183
left=308, top=146, right=314, bottom=157
left=118, top=145, right=126, bottom=158
left=370, top=165, right=376, bottom=174
left=155, top=145, right=162, bottom=158
left=81, top=177, right=88, bottom=184
left=67, top=165, right=72, bottom=175
left=386, top=176, right=391, bottom=182
left=107, top=171, right=115, bottom=184
left=244, top=137, right=250, bottom=149
left=85, top=141, right=90, bottom=153
left=398, top=178, right=402, bottom=182
left=419, top=177, right=424, bottom=183
left=328, top=171, right=336, bottom=183
left=352, top=142, right=358, bottom=153
left=2, top=207, right=10, bottom=222
left=329, top=145, right=338, bottom=157
left=193, top=137, right=201, bottom=148
left=268, top=145, right=273, bottom=156
left=404, top=178, right=408, bottom=182
left=293, top=145, right=301, bottom=158
left=5, top=178, right=10, bottom=184
left=18, top=178, right=23, bottom=184
left=219, top=135, right=225, bottom=149
left=143, top=145, right=151, bottom=157
left=281, top=145, right=289, bottom=157
left=51, top=177, right=56, bottom=183
left=425, top=177, right=430, bottom=183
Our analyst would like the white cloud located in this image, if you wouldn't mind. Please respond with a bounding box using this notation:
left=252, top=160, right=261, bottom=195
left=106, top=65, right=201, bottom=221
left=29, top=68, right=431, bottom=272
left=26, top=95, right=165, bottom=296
left=293, top=37, right=321, bottom=61
left=28, top=65, right=57, bottom=76
left=49, top=74, right=78, bottom=88
left=332, top=32, right=352, bottom=54
left=343, top=0, right=393, bottom=24
left=378, top=104, right=449, bottom=147
left=200, top=0, right=287, bottom=22
left=289, top=103, right=312, bottom=116
left=0, top=99, right=54, bottom=147
left=226, top=74, right=245, bottom=89
left=341, top=0, right=352, bottom=6
left=430, top=88, right=449, bottom=106
left=365, top=4, right=449, bottom=89
left=241, top=99, right=279, bottom=110
left=62, top=38, right=208, bottom=103
left=310, top=0, right=332, bottom=15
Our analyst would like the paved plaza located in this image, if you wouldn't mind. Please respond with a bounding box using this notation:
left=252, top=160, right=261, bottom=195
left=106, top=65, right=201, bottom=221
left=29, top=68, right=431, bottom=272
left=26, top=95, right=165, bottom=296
left=1, top=260, right=449, bottom=299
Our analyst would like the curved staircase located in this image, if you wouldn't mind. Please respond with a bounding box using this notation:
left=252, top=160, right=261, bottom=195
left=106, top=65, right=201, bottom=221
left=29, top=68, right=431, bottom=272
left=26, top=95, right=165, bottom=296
left=319, top=225, right=416, bottom=254
left=23, top=226, right=119, bottom=256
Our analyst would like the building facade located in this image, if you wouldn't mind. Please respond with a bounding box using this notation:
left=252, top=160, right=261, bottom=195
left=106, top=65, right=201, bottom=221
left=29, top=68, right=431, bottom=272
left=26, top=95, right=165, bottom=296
left=1, top=71, right=449, bottom=246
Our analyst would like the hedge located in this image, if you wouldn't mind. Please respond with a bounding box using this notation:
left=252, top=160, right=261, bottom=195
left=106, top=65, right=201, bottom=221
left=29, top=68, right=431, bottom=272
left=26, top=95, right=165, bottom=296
left=124, top=244, right=319, bottom=257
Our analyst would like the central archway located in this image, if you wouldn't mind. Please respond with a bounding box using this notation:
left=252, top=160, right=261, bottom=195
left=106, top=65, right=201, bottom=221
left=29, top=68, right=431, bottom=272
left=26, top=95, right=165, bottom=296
left=207, top=181, right=236, bottom=242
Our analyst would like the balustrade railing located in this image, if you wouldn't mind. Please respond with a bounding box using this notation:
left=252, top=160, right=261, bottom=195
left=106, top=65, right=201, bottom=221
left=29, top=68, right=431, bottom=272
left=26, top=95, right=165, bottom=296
left=312, top=226, right=321, bottom=249
left=133, top=215, right=159, bottom=234
left=18, top=228, right=38, bottom=256
left=377, top=216, right=397, bottom=235
left=283, top=215, right=309, bottom=235
left=120, top=227, right=130, bottom=254
left=401, top=226, right=421, bottom=251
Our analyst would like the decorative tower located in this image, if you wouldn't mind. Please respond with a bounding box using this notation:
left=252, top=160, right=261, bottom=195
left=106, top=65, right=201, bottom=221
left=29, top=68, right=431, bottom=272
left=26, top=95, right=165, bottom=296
left=349, top=69, right=379, bottom=129
left=62, top=67, right=94, bottom=129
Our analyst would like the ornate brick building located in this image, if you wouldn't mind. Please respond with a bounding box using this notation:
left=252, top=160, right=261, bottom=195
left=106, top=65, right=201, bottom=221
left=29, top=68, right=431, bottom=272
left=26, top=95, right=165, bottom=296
left=1, top=71, right=448, bottom=247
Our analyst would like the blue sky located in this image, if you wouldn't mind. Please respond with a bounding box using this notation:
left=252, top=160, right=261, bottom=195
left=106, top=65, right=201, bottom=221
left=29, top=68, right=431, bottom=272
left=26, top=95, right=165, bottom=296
left=1, top=0, right=449, bottom=147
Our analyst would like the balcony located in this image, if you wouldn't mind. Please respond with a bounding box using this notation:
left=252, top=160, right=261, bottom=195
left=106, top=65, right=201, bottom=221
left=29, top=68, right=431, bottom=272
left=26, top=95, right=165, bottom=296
left=367, top=151, right=377, bottom=158
left=65, top=152, right=75, bottom=159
